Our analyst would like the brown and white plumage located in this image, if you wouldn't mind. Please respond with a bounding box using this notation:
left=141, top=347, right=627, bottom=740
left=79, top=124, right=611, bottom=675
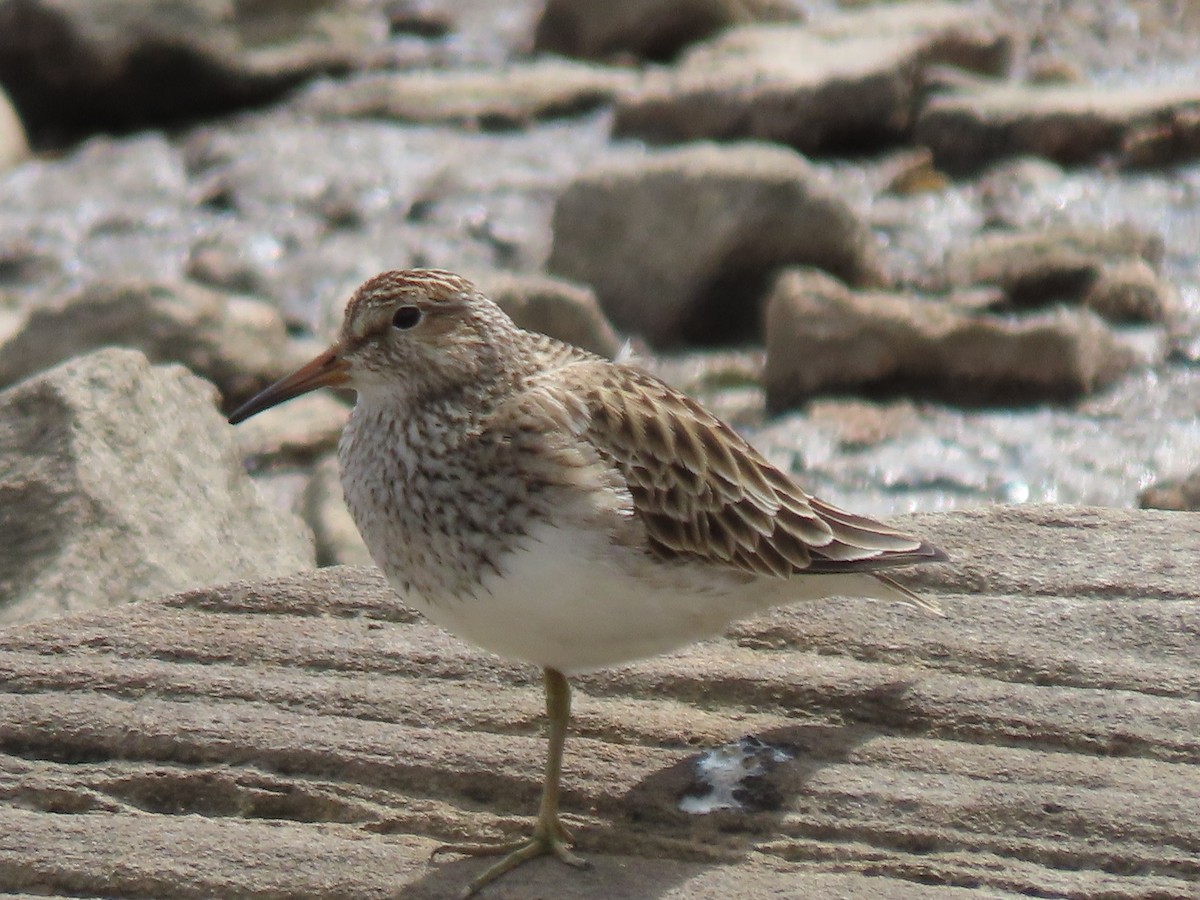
left=516, top=348, right=945, bottom=584
left=228, top=268, right=948, bottom=896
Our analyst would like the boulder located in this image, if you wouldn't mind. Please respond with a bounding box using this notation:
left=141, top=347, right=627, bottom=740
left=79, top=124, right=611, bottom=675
left=940, top=225, right=1176, bottom=325
left=0, top=279, right=297, bottom=411
left=232, top=390, right=350, bottom=465
left=916, top=81, right=1200, bottom=174
left=303, top=455, right=372, bottom=568
left=1139, top=469, right=1200, bottom=511
left=534, top=0, right=802, bottom=62
left=547, top=143, right=881, bottom=346
left=0, top=348, right=313, bottom=624
left=613, top=2, right=1012, bottom=153
left=763, top=268, right=1151, bottom=410
left=295, top=59, right=638, bottom=129
left=477, top=270, right=620, bottom=357
left=0, top=82, right=27, bottom=171
left=0, top=505, right=1198, bottom=897
left=0, top=0, right=390, bottom=143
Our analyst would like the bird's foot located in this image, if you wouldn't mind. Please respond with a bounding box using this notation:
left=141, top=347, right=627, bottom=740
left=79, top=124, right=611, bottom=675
left=432, top=820, right=589, bottom=898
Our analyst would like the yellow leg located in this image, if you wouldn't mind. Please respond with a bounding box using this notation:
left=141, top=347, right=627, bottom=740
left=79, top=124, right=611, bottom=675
left=432, top=667, right=590, bottom=898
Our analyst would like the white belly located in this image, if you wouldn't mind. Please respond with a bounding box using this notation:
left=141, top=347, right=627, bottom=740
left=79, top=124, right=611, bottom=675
left=390, top=519, right=890, bottom=674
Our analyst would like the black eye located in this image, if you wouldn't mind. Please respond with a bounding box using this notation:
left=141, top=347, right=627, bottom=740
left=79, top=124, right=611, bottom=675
left=391, top=305, right=422, bottom=330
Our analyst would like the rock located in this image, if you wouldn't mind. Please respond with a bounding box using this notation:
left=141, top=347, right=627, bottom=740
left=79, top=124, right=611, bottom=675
left=533, top=0, right=803, bottom=62
left=0, top=0, right=389, bottom=144
left=1120, top=106, right=1200, bottom=169
left=295, top=59, right=638, bottom=129
left=233, top=390, right=350, bottom=465
left=1, top=504, right=1199, bottom=898
left=613, top=2, right=1013, bottom=153
left=1083, top=259, right=1180, bottom=325
left=916, top=81, right=1200, bottom=174
left=476, top=271, right=620, bottom=357
left=0, top=279, right=297, bottom=411
left=304, top=455, right=372, bottom=568
left=547, top=143, right=881, bottom=346
left=763, top=268, right=1148, bottom=410
left=0, top=348, right=313, bottom=624
left=0, top=83, right=28, bottom=171
left=1139, top=470, right=1200, bottom=511
left=941, top=226, right=1176, bottom=324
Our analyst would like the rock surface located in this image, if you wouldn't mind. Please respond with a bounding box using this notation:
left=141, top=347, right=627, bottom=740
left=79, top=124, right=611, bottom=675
left=613, top=2, right=1012, bottom=153
left=0, top=0, right=390, bottom=144
left=477, top=270, right=621, bottom=357
left=548, top=143, right=881, bottom=346
left=0, top=504, right=1197, bottom=898
left=917, top=81, right=1200, bottom=174
left=0, top=279, right=297, bottom=409
left=0, top=348, right=313, bottom=625
left=534, top=0, right=802, bottom=62
left=940, top=225, right=1177, bottom=324
left=295, top=59, right=638, bottom=128
left=1139, top=469, right=1200, bottom=511
left=0, top=83, right=27, bottom=171
left=763, top=268, right=1149, bottom=410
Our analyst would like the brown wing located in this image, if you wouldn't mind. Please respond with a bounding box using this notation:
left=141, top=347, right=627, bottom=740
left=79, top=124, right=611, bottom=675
left=539, top=357, right=946, bottom=579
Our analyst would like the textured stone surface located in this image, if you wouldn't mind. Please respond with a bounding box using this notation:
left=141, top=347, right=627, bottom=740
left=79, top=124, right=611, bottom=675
left=763, top=268, right=1150, bottom=410
left=0, top=279, right=297, bottom=410
left=548, top=143, right=881, bottom=346
left=1139, top=469, right=1200, bottom=511
left=939, top=225, right=1177, bottom=325
left=0, top=504, right=1197, bottom=898
left=0, top=0, right=389, bottom=143
left=0, top=348, right=313, bottom=624
left=613, top=2, right=1012, bottom=153
left=477, top=270, right=621, bottom=357
left=295, top=59, right=638, bottom=128
left=0, top=83, right=27, bottom=171
left=916, top=81, right=1200, bottom=173
left=303, top=455, right=372, bottom=568
left=533, top=0, right=802, bottom=62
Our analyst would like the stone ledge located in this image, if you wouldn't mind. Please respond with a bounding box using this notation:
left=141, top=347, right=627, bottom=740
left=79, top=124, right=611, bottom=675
left=1, top=504, right=1197, bottom=898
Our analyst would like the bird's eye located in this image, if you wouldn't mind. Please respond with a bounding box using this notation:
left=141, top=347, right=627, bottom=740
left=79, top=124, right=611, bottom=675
left=391, top=305, right=422, bottom=330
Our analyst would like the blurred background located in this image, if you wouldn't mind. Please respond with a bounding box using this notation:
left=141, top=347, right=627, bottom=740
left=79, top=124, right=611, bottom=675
left=1, top=0, right=1199, bottom=591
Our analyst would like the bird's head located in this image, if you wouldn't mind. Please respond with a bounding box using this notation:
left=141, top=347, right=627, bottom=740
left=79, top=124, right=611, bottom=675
left=228, top=269, right=520, bottom=424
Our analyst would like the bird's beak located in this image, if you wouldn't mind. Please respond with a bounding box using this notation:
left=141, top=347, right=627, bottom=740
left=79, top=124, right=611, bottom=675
left=227, top=346, right=351, bottom=424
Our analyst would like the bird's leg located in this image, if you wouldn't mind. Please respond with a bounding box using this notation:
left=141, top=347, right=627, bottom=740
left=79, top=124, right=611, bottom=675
left=432, top=667, right=590, bottom=897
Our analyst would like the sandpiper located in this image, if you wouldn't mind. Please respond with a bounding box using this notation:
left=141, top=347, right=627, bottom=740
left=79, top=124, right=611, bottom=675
left=228, top=268, right=947, bottom=897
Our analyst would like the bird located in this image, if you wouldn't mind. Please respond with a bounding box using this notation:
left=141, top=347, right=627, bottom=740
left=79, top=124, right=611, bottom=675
left=227, top=268, right=947, bottom=897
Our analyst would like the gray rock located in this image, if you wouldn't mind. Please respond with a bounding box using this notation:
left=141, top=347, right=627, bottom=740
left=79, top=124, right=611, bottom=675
left=1120, top=106, right=1200, bottom=169
left=476, top=270, right=620, bottom=357
left=233, top=390, right=350, bottom=465
left=0, top=348, right=313, bottom=624
left=0, top=279, right=296, bottom=410
left=940, top=225, right=1176, bottom=325
left=0, top=0, right=389, bottom=143
left=613, top=2, right=1012, bottom=152
left=547, top=143, right=881, bottom=346
left=303, top=455, right=373, bottom=568
left=534, top=0, right=803, bottom=62
left=1, top=504, right=1198, bottom=898
left=295, top=59, right=638, bottom=129
left=763, top=268, right=1149, bottom=410
left=1083, top=259, right=1180, bottom=325
left=0, top=83, right=27, bottom=171
left=1139, top=469, right=1200, bottom=511
left=916, top=81, right=1200, bottom=174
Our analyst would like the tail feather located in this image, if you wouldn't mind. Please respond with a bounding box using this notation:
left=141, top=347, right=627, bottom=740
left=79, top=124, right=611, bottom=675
left=873, top=573, right=944, bottom=617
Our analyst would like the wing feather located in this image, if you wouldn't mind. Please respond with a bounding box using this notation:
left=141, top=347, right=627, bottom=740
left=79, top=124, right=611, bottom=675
left=511, top=348, right=946, bottom=581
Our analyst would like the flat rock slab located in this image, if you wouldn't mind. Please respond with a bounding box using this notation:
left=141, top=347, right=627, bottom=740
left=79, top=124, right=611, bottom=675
left=916, top=81, right=1200, bottom=173
left=1, top=505, right=1198, bottom=898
